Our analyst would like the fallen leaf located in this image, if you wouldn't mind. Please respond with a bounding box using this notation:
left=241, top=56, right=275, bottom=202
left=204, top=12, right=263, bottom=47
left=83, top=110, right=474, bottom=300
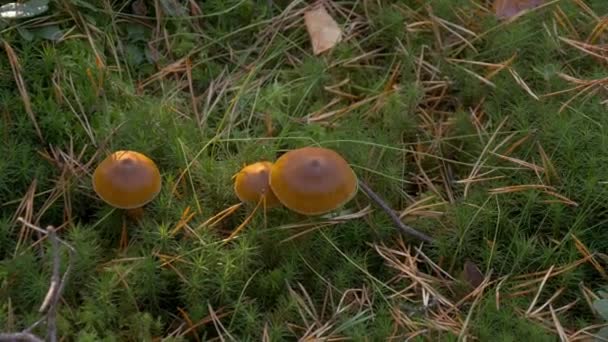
left=493, top=0, right=544, bottom=19
left=304, top=3, right=342, bottom=55
left=463, top=260, right=484, bottom=288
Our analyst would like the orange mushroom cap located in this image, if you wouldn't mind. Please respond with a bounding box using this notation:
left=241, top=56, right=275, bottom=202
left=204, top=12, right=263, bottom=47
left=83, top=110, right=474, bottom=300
left=234, top=161, right=281, bottom=208
left=269, top=147, right=358, bottom=215
left=92, top=150, right=162, bottom=209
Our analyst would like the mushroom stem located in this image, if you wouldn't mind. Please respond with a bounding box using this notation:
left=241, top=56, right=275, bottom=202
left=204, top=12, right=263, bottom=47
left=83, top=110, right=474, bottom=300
left=357, top=180, right=435, bottom=244
left=119, top=216, right=129, bottom=251
left=126, top=207, right=144, bottom=221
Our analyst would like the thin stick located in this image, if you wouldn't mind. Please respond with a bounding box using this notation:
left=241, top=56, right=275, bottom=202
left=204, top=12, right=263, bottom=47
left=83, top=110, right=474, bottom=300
left=45, top=226, right=59, bottom=342
left=8, top=218, right=77, bottom=342
left=39, top=226, right=59, bottom=313
left=357, top=180, right=434, bottom=244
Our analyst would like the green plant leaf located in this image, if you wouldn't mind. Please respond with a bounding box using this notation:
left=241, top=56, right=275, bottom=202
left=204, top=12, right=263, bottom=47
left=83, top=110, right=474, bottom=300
left=593, top=299, right=608, bottom=321
left=0, top=0, right=49, bottom=19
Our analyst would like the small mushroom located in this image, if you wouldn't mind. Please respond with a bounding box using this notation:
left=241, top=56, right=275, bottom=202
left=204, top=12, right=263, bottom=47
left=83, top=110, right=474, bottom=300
left=92, top=150, right=162, bottom=216
left=269, top=147, right=357, bottom=215
left=233, top=161, right=281, bottom=208
left=217, top=161, right=281, bottom=242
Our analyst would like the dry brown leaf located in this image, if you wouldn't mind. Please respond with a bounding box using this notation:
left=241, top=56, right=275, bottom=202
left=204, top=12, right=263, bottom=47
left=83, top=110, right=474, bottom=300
left=304, top=3, right=342, bottom=55
left=494, top=0, right=544, bottom=19
left=463, top=260, right=484, bottom=288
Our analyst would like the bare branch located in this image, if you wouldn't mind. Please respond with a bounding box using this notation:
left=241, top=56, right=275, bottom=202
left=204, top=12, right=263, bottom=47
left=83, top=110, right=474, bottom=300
left=39, top=226, right=59, bottom=313
left=1, top=218, right=77, bottom=342
left=43, top=226, right=60, bottom=342
left=358, top=180, right=434, bottom=244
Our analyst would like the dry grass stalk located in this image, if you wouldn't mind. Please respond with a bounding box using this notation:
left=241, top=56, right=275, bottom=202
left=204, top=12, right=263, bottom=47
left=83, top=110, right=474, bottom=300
left=571, top=234, right=608, bottom=280
left=446, top=55, right=538, bottom=99
left=373, top=236, right=608, bottom=340
left=11, top=180, right=38, bottom=254
left=170, top=206, right=198, bottom=236
left=208, top=303, right=237, bottom=341
left=586, top=17, right=608, bottom=43
left=3, top=41, right=43, bottom=142
left=176, top=306, right=233, bottom=339
left=488, top=183, right=578, bottom=206
left=3, top=218, right=76, bottom=342
left=279, top=205, right=373, bottom=244
left=463, top=118, right=508, bottom=198
left=304, top=91, right=388, bottom=123
left=51, top=73, right=98, bottom=146
left=399, top=195, right=447, bottom=219
left=540, top=36, right=608, bottom=112
left=177, top=307, right=200, bottom=342
left=374, top=241, right=466, bottom=337
left=537, top=143, right=560, bottom=185
left=286, top=282, right=372, bottom=340
left=491, top=152, right=545, bottom=173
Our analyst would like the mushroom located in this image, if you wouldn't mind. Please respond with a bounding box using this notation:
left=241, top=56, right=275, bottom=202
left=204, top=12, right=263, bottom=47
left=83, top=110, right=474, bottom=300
left=268, top=147, right=435, bottom=243
left=233, top=161, right=281, bottom=208
left=92, top=150, right=162, bottom=220
left=217, top=161, right=281, bottom=242
left=269, top=147, right=357, bottom=215
left=92, top=150, right=161, bottom=249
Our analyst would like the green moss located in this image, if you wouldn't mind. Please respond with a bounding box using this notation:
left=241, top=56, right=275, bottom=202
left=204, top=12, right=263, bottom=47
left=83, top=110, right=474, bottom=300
left=0, top=0, right=606, bottom=340
left=473, top=299, right=554, bottom=341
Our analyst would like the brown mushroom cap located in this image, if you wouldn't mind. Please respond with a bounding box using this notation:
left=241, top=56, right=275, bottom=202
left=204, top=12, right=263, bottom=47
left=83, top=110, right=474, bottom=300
left=269, top=147, right=358, bottom=215
left=92, top=150, right=162, bottom=209
left=234, top=161, right=281, bottom=208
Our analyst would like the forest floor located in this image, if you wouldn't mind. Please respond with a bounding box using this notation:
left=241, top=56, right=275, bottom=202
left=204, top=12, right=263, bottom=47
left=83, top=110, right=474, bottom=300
left=1, top=0, right=608, bottom=341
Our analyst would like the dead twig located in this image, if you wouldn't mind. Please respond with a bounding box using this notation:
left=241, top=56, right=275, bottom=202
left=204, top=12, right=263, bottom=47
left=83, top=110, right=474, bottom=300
left=0, top=218, right=77, bottom=342
left=357, top=180, right=434, bottom=244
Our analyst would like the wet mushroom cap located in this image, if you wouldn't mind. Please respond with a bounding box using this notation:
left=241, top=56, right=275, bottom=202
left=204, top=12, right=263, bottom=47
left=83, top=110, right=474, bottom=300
left=92, top=150, right=162, bottom=209
left=269, top=147, right=358, bottom=215
left=234, top=161, right=281, bottom=208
